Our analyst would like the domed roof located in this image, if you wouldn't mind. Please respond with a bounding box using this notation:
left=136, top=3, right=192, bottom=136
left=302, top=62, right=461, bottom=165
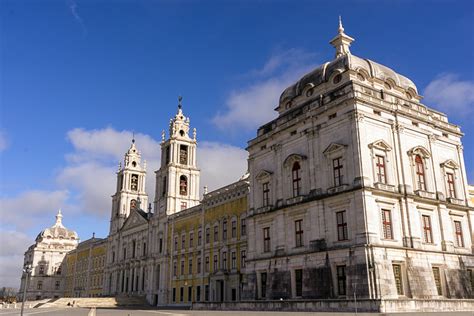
left=36, top=210, right=78, bottom=241
left=279, top=18, right=418, bottom=105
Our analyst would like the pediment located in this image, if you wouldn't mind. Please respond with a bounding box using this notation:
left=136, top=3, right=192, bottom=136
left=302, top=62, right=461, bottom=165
left=440, top=159, right=459, bottom=169
left=121, top=209, right=149, bottom=232
left=283, top=153, right=307, bottom=168
left=323, top=143, right=346, bottom=156
left=407, top=146, right=430, bottom=158
left=256, top=170, right=273, bottom=181
left=369, top=139, right=392, bottom=151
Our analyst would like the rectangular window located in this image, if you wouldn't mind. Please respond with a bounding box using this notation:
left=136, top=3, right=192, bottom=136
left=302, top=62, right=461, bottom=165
left=337, top=265, right=346, bottom=296
left=180, top=260, right=184, bottom=276
left=55, top=280, right=60, bottom=290
left=159, top=238, right=163, bottom=253
left=213, top=225, right=219, bottom=242
left=262, top=182, right=270, bottom=207
left=198, top=230, right=202, bottom=246
left=295, top=219, right=303, bottom=247
left=231, top=251, right=236, bottom=269
left=173, top=261, right=177, bottom=277
left=241, top=218, right=246, bottom=236
left=422, top=215, right=433, bottom=243
left=263, top=227, right=271, bottom=252
left=454, top=220, right=464, bottom=247
left=179, top=145, right=188, bottom=165
left=197, top=257, right=201, bottom=273
left=180, top=287, right=184, bottom=302
left=181, top=235, right=185, bottom=250
left=261, top=272, right=267, bottom=298
left=336, top=211, right=348, bottom=241
left=213, top=255, right=218, bottom=271
left=188, top=286, right=192, bottom=302
left=415, top=155, right=426, bottom=191
left=197, top=285, right=201, bottom=302
left=188, top=258, right=193, bottom=275
left=295, top=269, right=303, bottom=297
left=205, top=256, right=209, bottom=273
left=222, top=220, right=227, bottom=240
left=292, top=163, right=301, bottom=197
left=376, top=155, right=387, bottom=184
left=382, top=209, right=393, bottom=240
left=180, top=201, right=187, bottom=210
left=189, top=232, right=194, bottom=248
left=241, top=250, right=246, bottom=268
left=174, top=236, right=178, bottom=250
left=231, top=221, right=237, bottom=238
left=447, top=173, right=456, bottom=198
left=432, top=267, right=442, bottom=295
left=205, top=228, right=210, bottom=244
left=172, top=288, right=176, bottom=302
left=333, top=157, right=343, bottom=187
left=165, top=146, right=170, bottom=164
left=393, top=264, right=403, bottom=295
left=205, top=285, right=209, bottom=301
left=162, top=176, right=167, bottom=196
left=222, top=251, right=227, bottom=270
left=39, top=265, right=44, bottom=275
left=37, top=281, right=43, bottom=290
left=143, top=242, right=147, bottom=256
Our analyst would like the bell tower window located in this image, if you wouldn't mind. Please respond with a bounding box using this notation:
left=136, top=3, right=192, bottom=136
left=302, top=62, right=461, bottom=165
left=130, top=199, right=137, bottom=210
left=165, top=146, right=170, bottom=165
left=131, top=174, right=138, bottom=191
left=180, top=175, right=188, bottom=196
left=180, top=145, right=188, bottom=165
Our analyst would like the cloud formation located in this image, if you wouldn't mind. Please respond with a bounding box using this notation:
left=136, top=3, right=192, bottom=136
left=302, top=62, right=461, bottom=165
left=0, top=230, right=31, bottom=289
left=67, top=0, right=87, bottom=35
left=213, top=49, right=318, bottom=132
left=424, top=74, right=474, bottom=118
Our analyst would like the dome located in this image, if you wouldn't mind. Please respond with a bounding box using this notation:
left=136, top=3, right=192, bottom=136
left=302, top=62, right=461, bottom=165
left=279, top=19, right=418, bottom=106
left=36, top=210, right=78, bottom=242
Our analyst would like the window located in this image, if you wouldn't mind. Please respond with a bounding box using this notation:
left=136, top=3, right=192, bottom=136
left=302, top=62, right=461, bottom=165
left=295, top=269, right=303, bottom=297
left=179, top=145, right=188, bottom=165
left=132, top=240, right=136, bottom=258
left=232, top=288, right=237, bottom=301
left=174, top=236, right=178, bottom=250
left=241, top=250, right=246, bottom=268
left=123, top=248, right=127, bottom=260
left=337, top=265, right=346, bottom=296
left=213, top=255, right=218, bottom=271
left=295, top=219, right=303, bottom=247
left=231, top=220, right=237, bottom=238
left=231, top=251, right=236, bottom=269
left=189, top=232, right=194, bottom=248
left=55, top=280, right=60, bottom=290
left=333, top=157, right=343, bottom=186
left=241, top=218, right=246, bottom=236
left=197, top=286, right=201, bottom=302
left=197, top=257, right=201, bottom=273
left=180, top=260, right=184, bottom=276
left=422, top=215, right=433, bottom=243
left=131, top=174, right=138, bottom=191
left=454, top=221, right=464, bottom=247
left=214, top=225, right=218, bottom=242
left=415, top=155, right=426, bottom=191
left=181, top=235, right=185, bottom=250
left=188, top=258, right=193, bottom=275
left=162, top=176, right=167, bottom=196
left=173, top=261, right=177, bottom=277
left=261, top=272, right=267, bottom=298
left=468, top=269, right=474, bottom=293
left=292, top=162, right=302, bottom=197
left=382, top=209, right=393, bottom=240
left=432, top=267, right=442, bottom=295
left=222, top=220, right=227, bottom=240
left=159, top=238, right=163, bottom=253
left=375, top=155, right=386, bottom=183
left=165, top=146, right=170, bottom=165
left=179, top=175, right=188, bottom=195
left=263, top=227, right=271, bottom=252
left=205, top=256, right=209, bottom=272
left=198, top=230, right=202, bottom=246
left=180, top=287, right=184, bottom=302
left=172, top=288, right=176, bottom=302
left=130, top=199, right=137, bottom=210
left=188, top=286, right=192, bottom=302
left=222, top=251, right=227, bottom=270
left=39, top=265, right=45, bottom=275
left=205, top=285, right=209, bottom=301
left=205, top=228, right=210, bottom=244
left=37, top=281, right=43, bottom=290
left=393, top=264, right=403, bottom=295
left=262, top=182, right=270, bottom=207
left=447, top=172, right=456, bottom=198
left=336, top=211, right=348, bottom=241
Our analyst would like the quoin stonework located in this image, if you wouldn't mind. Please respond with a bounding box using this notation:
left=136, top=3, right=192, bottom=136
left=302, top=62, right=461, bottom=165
left=19, top=20, right=474, bottom=312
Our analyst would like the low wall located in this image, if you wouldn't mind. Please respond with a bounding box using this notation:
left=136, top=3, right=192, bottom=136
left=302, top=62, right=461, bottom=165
left=193, top=298, right=474, bottom=313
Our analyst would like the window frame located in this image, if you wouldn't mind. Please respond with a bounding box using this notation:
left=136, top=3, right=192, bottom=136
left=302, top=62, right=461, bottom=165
left=292, top=162, right=302, bottom=197
left=295, top=219, right=303, bottom=247
left=422, top=215, right=433, bottom=244
left=454, top=220, right=464, bottom=247
left=336, top=211, right=348, bottom=241
left=381, top=209, right=393, bottom=240
left=263, top=227, right=271, bottom=252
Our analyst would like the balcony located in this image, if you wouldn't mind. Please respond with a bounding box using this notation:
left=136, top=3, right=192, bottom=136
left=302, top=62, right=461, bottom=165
left=414, top=190, right=436, bottom=199
left=256, top=205, right=273, bottom=214
left=374, top=182, right=396, bottom=192
left=327, top=184, right=349, bottom=194
left=286, top=196, right=304, bottom=205
left=447, top=197, right=464, bottom=206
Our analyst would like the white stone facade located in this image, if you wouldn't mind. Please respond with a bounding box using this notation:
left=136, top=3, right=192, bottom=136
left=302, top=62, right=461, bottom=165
left=19, top=211, right=78, bottom=300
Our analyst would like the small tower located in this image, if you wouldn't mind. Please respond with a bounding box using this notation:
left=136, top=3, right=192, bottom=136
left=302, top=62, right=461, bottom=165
left=330, top=16, right=355, bottom=58
left=154, top=97, right=200, bottom=216
left=109, top=138, right=149, bottom=234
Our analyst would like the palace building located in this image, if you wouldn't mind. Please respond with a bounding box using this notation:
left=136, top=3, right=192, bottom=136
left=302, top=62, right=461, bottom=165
left=19, top=20, right=474, bottom=312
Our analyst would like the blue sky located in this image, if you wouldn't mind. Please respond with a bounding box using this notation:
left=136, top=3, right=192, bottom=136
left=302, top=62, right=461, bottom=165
left=0, top=0, right=473, bottom=288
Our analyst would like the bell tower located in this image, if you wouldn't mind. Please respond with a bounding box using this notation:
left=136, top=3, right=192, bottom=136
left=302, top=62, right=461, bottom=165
left=109, top=138, right=149, bottom=234
left=154, top=97, right=200, bottom=216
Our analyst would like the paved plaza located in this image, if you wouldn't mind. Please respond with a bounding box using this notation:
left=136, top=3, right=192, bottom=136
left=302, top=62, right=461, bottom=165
left=0, top=308, right=473, bottom=316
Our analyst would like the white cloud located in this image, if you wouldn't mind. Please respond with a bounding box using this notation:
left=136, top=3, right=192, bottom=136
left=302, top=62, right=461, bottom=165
left=424, top=74, right=474, bottom=118
left=0, top=230, right=31, bottom=289
left=0, top=190, right=70, bottom=231
left=213, top=49, right=318, bottom=132
left=0, top=130, right=8, bottom=152
left=198, top=141, right=248, bottom=192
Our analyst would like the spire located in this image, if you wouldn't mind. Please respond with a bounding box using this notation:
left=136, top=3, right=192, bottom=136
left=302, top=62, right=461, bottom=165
left=169, top=95, right=191, bottom=138
left=54, top=209, right=64, bottom=227
left=178, top=95, right=183, bottom=110
left=330, top=16, right=355, bottom=58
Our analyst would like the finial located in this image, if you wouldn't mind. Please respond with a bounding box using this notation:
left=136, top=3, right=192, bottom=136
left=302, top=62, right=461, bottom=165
left=118, top=161, right=122, bottom=172
left=193, top=128, right=197, bottom=140
left=137, top=196, right=141, bottom=209
left=148, top=203, right=152, bottom=213
left=338, top=15, right=344, bottom=34
left=203, top=185, right=208, bottom=195
left=132, top=131, right=135, bottom=144
left=161, top=130, right=165, bottom=142
left=92, top=232, right=95, bottom=238
left=55, top=209, right=63, bottom=226
left=178, top=95, right=183, bottom=109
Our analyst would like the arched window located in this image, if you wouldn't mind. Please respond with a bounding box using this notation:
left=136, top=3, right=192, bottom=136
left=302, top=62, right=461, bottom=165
left=180, top=175, right=188, bottom=196
left=130, top=199, right=137, bottom=210
left=292, top=162, right=301, bottom=197
left=415, top=155, right=426, bottom=191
